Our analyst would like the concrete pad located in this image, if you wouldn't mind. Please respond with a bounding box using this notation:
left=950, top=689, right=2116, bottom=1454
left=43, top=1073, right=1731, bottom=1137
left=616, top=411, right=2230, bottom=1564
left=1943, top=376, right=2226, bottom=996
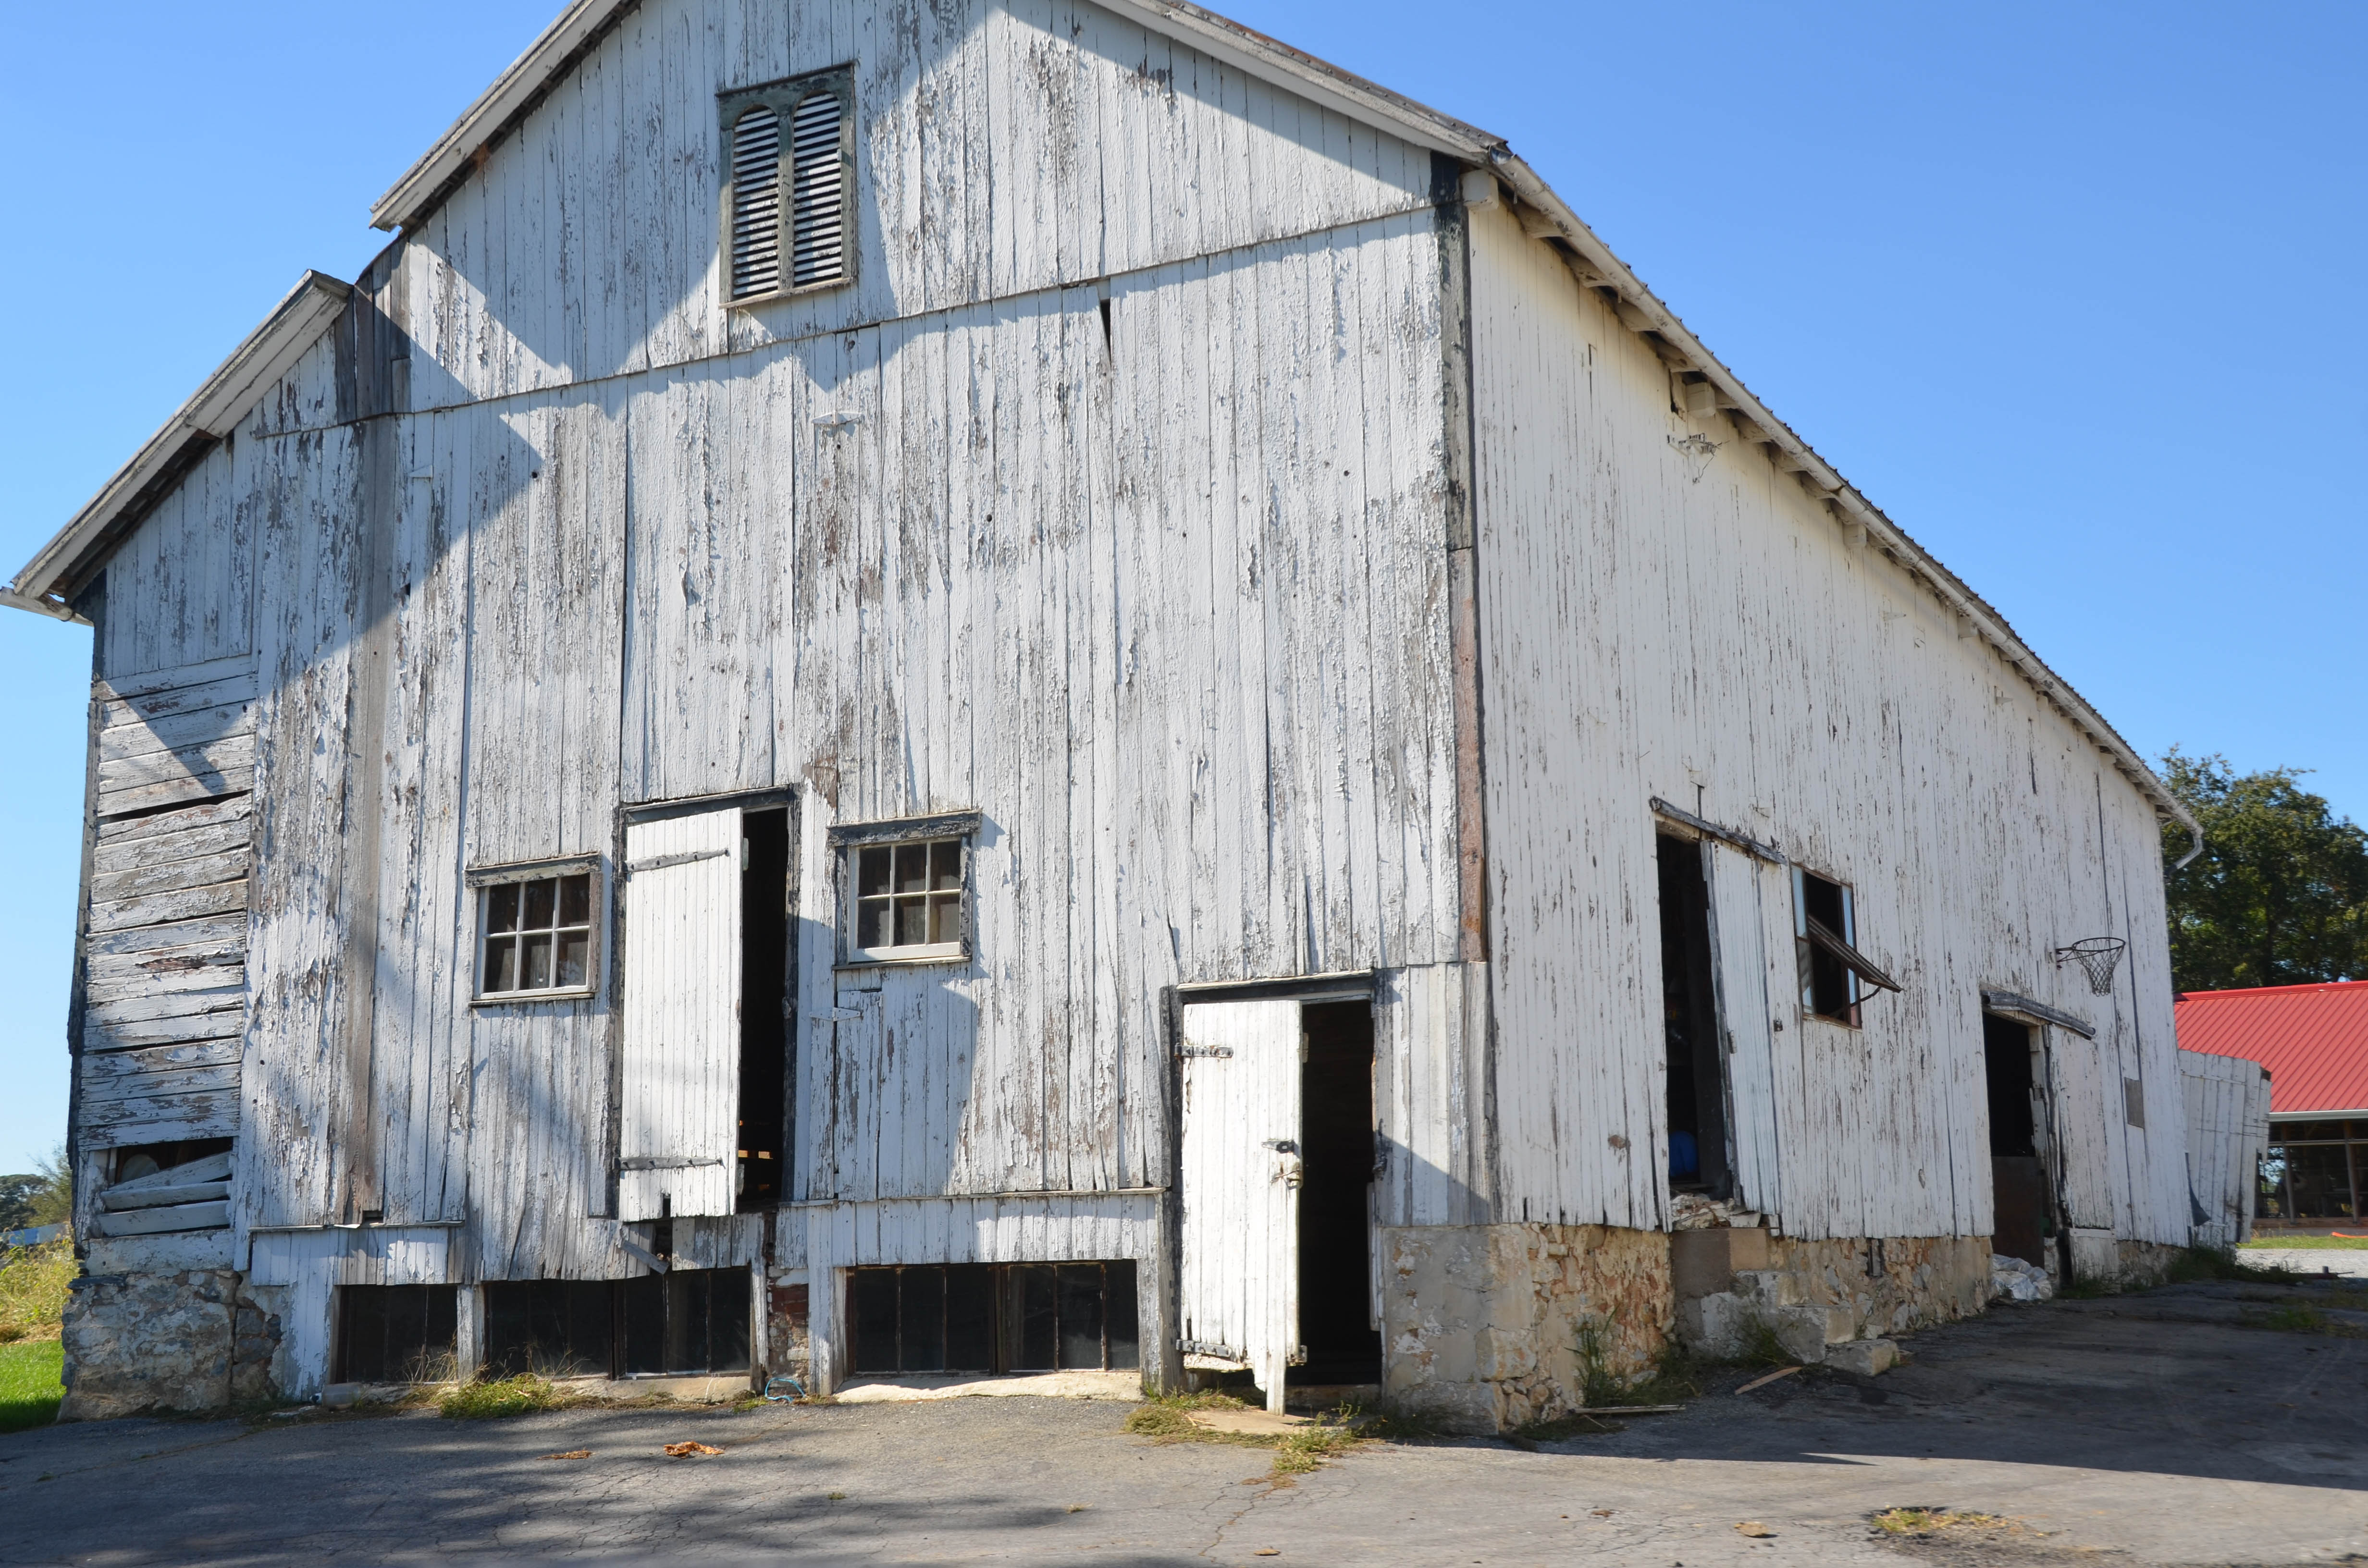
left=1186, top=1406, right=1311, bottom=1434
left=4, top=1278, right=2365, bottom=1564
left=2244, top=1247, right=2368, bottom=1279
left=830, top=1370, right=1142, bottom=1403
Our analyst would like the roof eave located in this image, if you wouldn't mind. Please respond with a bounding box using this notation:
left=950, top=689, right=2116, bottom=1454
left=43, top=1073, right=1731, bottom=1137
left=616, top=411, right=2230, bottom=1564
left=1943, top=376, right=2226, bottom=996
left=3, top=270, right=352, bottom=618
left=1486, top=153, right=2196, bottom=838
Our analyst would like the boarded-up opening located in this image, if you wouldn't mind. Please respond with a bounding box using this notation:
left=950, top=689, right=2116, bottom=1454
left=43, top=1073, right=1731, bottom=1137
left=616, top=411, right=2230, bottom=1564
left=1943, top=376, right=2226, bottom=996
left=1658, top=835, right=1729, bottom=1196
left=1297, top=1001, right=1380, bottom=1385
left=846, top=1262, right=1139, bottom=1375
left=1983, top=1012, right=2049, bottom=1268
left=738, top=808, right=790, bottom=1210
left=335, top=1285, right=458, bottom=1383
left=481, top=1269, right=751, bottom=1380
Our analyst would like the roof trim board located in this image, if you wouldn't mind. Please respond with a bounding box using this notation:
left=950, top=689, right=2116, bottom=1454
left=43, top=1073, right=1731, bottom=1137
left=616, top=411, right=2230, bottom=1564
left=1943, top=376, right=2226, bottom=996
left=1, top=270, right=352, bottom=620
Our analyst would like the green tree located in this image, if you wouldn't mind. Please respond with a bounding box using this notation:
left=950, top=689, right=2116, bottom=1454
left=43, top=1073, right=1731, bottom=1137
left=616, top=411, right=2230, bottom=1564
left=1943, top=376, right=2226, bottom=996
left=22, top=1150, right=71, bottom=1230
left=2161, top=750, right=2368, bottom=992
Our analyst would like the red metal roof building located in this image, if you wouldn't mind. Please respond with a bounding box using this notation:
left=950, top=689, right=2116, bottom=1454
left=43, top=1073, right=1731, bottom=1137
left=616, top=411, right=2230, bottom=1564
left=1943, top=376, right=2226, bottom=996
left=2177, top=980, right=2368, bottom=1225
left=2177, top=981, right=2368, bottom=1117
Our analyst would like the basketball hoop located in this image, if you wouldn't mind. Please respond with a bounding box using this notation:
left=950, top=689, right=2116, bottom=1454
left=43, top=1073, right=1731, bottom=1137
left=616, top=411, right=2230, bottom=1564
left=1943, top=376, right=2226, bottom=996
left=2053, top=937, right=2126, bottom=996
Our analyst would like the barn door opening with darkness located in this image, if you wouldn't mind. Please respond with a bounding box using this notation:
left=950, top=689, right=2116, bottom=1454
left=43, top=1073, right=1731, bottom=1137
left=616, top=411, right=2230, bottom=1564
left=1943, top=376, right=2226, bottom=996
left=620, top=806, right=743, bottom=1221
left=1178, top=998, right=1302, bottom=1414
left=1983, top=1012, right=2050, bottom=1268
left=1705, top=843, right=1783, bottom=1215
left=1657, top=835, right=1730, bottom=1199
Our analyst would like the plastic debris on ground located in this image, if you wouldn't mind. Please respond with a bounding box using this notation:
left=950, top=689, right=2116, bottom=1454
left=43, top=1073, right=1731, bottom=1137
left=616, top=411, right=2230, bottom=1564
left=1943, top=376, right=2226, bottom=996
left=664, top=1441, right=724, bottom=1458
left=1990, top=1252, right=2056, bottom=1302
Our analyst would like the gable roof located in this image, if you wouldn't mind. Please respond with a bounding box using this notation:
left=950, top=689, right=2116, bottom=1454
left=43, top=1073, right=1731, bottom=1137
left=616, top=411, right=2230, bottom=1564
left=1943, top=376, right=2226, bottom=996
left=2178, top=981, right=2368, bottom=1119
left=10, top=0, right=2200, bottom=847
left=0, top=270, right=351, bottom=622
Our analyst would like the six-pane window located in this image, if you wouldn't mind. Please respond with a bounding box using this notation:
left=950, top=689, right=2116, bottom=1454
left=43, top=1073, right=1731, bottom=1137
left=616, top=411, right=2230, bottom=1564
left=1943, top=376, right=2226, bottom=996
left=480, top=872, right=595, bottom=997
left=852, top=838, right=964, bottom=957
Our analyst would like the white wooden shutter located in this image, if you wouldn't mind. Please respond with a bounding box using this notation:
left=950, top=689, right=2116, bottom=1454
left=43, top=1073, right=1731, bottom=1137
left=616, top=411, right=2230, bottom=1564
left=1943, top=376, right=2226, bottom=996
left=619, top=807, right=742, bottom=1221
left=1178, top=998, right=1302, bottom=1414
left=1706, top=844, right=1785, bottom=1217
left=728, top=107, right=782, bottom=300
left=788, top=91, right=846, bottom=288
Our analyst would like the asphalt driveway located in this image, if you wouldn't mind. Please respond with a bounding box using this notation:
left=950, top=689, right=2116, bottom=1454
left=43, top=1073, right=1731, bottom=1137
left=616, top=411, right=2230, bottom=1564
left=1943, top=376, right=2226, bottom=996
left=2, top=1275, right=2364, bottom=1566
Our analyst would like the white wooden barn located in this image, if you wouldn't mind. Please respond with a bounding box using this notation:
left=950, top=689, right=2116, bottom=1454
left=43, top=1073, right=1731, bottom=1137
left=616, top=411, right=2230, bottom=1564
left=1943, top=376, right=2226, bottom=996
left=6, top=0, right=2205, bottom=1428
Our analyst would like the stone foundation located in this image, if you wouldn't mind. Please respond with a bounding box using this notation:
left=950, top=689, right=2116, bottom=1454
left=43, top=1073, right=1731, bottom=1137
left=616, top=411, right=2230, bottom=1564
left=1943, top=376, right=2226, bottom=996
left=1380, top=1224, right=1671, bottom=1433
left=1674, top=1233, right=1991, bottom=1364
left=60, top=1270, right=238, bottom=1421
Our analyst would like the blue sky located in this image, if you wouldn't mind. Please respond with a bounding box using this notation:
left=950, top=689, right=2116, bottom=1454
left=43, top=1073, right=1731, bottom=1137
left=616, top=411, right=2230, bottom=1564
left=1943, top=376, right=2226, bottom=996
left=0, top=1, right=2360, bottom=1175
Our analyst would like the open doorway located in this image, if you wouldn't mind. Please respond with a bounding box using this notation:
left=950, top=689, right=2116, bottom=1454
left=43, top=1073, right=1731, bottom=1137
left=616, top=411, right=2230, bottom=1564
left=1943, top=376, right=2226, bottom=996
left=737, top=807, right=790, bottom=1210
left=1657, top=834, right=1729, bottom=1197
left=1983, top=1012, right=2050, bottom=1268
left=1295, top=1001, right=1380, bottom=1387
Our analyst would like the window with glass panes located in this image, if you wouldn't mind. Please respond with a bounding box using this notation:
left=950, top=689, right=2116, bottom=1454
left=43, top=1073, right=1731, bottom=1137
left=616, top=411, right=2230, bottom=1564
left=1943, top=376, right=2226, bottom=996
left=850, top=838, right=965, bottom=959
left=478, top=871, right=596, bottom=997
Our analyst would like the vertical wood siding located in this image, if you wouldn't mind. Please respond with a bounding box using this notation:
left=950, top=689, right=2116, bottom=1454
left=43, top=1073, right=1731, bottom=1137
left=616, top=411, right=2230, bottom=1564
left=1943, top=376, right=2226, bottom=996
left=1176, top=998, right=1300, bottom=1411
left=1465, top=200, right=2187, bottom=1244
left=97, top=441, right=257, bottom=680
left=389, top=0, right=1434, bottom=414
left=2178, top=1048, right=2269, bottom=1250
left=618, top=808, right=743, bottom=1219
left=156, top=153, right=1454, bottom=1283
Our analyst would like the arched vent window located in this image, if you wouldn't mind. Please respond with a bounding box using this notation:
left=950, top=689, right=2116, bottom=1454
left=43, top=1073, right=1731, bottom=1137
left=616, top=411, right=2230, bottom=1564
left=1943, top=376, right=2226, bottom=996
left=789, top=93, right=847, bottom=288
left=728, top=107, right=782, bottom=300
left=720, top=69, right=853, bottom=305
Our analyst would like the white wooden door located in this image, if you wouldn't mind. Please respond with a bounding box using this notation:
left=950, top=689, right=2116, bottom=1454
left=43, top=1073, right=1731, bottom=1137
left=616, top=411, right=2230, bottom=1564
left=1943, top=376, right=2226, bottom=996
left=619, top=807, right=742, bottom=1221
left=1178, top=998, right=1303, bottom=1414
left=1705, top=844, right=1785, bottom=1217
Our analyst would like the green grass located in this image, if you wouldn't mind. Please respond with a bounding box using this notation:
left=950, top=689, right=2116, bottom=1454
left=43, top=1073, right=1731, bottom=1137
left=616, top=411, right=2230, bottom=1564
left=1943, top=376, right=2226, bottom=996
left=437, top=1374, right=581, bottom=1420
left=2241, top=1235, right=2368, bottom=1250
left=0, top=1340, right=64, bottom=1433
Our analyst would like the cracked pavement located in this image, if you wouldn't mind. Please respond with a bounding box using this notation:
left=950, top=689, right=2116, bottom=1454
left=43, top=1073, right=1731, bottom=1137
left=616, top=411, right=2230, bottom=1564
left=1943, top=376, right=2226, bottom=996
left=3, top=1277, right=2365, bottom=1566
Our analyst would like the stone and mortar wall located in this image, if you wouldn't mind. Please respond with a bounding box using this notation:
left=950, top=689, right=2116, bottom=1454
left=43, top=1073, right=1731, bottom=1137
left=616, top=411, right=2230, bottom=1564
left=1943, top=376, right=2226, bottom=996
left=60, top=1270, right=239, bottom=1421
left=1380, top=1224, right=1672, bottom=1433
left=1767, top=1235, right=1991, bottom=1337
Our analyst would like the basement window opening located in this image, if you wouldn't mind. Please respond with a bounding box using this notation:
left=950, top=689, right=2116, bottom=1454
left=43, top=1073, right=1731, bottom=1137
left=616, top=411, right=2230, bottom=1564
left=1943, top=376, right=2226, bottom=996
left=481, top=1269, right=752, bottom=1380
left=847, top=1261, right=1139, bottom=1376
left=335, top=1284, right=459, bottom=1384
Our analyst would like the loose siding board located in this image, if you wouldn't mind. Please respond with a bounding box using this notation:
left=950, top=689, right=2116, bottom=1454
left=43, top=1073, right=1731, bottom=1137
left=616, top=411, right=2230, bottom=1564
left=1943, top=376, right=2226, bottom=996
left=1465, top=200, right=2186, bottom=1245
left=74, top=657, right=258, bottom=1164
left=2179, top=1048, right=2269, bottom=1250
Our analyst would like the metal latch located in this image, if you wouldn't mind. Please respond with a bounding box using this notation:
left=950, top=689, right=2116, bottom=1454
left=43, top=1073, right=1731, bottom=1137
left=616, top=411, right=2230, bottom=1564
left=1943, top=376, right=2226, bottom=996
left=1175, top=1044, right=1233, bottom=1059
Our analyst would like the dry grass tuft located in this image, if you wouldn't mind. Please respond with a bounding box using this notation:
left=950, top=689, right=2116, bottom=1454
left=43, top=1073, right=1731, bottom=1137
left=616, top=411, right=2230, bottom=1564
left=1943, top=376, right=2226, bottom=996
left=1870, top=1507, right=2009, bottom=1536
left=438, top=1374, right=587, bottom=1420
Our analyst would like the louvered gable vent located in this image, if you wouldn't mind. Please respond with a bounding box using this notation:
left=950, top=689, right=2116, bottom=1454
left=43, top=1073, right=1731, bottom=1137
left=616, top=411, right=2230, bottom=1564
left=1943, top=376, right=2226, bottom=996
left=789, top=93, right=847, bottom=288
left=728, top=107, right=782, bottom=300
left=719, top=69, right=852, bottom=304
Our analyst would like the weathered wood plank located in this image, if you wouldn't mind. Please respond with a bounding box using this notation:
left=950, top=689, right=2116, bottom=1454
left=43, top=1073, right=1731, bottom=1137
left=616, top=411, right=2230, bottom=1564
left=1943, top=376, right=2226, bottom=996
left=93, top=792, right=251, bottom=845
left=89, top=849, right=252, bottom=906
left=79, top=1039, right=243, bottom=1085
left=80, top=1086, right=240, bottom=1135
left=90, top=1200, right=231, bottom=1237
left=96, top=731, right=255, bottom=796
left=96, top=699, right=256, bottom=766
left=82, top=1063, right=242, bottom=1106
left=94, top=654, right=259, bottom=706
left=94, top=768, right=255, bottom=818
left=86, top=879, right=249, bottom=936
left=91, top=818, right=250, bottom=879
left=82, top=985, right=246, bottom=1030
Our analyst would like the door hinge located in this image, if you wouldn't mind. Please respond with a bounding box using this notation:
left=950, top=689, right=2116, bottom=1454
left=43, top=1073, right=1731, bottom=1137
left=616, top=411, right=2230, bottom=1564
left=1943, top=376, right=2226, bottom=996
left=624, top=847, right=732, bottom=876
left=1180, top=1338, right=1245, bottom=1361
left=1175, top=1044, right=1233, bottom=1059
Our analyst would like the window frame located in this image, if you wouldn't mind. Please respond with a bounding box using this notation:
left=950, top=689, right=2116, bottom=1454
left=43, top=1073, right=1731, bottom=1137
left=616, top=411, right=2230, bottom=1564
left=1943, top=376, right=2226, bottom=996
left=829, top=811, right=981, bottom=968
left=718, top=64, right=856, bottom=309
left=468, top=856, right=603, bottom=1004
left=1792, top=865, right=1864, bottom=1028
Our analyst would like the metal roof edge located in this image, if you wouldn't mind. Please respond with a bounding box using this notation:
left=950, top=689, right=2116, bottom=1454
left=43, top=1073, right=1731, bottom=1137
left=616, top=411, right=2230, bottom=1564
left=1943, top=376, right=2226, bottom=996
left=2178, top=980, right=2368, bottom=1002
left=1485, top=151, right=2196, bottom=841
left=370, top=0, right=636, bottom=233
left=4, top=270, right=352, bottom=619
left=1090, top=0, right=1500, bottom=158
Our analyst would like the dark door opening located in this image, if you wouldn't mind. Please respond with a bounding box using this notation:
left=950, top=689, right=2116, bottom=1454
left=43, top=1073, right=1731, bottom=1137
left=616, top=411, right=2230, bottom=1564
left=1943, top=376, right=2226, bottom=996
left=1983, top=1012, right=2049, bottom=1268
left=482, top=1269, right=752, bottom=1379
left=1294, top=1000, right=1380, bottom=1386
left=847, top=1261, right=1139, bottom=1374
left=739, top=808, right=790, bottom=1210
left=1657, top=834, right=1729, bottom=1197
